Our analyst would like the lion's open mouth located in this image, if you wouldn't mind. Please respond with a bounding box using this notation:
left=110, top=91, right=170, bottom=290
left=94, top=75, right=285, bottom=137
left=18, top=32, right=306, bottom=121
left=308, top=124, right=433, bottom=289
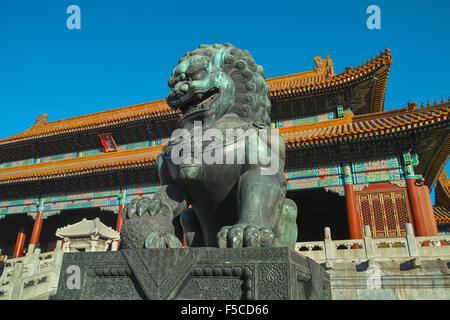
left=172, top=87, right=220, bottom=121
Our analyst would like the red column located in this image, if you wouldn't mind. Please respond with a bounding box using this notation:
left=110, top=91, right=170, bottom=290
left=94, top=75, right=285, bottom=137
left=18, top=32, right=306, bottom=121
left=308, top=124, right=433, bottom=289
left=115, top=202, right=125, bottom=249
left=30, top=211, right=44, bottom=245
left=406, top=178, right=438, bottom=236
left=115, top=190, right=127, bottom=234
left=343, top=164, right=363, bottom=239
left=115, top=203, right=125, bottom=233
left=402, top=153, right=427, bottom=236
left=13, top=227, right=26, bottom=258
left=416, top=184, right=439, bottom=236
left=345, top=184, right=363, bottom=239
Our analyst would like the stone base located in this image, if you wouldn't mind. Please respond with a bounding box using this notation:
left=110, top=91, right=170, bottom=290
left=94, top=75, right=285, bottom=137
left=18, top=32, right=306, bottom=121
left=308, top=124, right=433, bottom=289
left=54, top=247, right=330, bottom=300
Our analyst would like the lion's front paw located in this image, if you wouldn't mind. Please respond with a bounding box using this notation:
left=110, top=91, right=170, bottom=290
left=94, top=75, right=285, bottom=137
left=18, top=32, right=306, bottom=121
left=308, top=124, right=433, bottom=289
left=217, top=224, right=276, bottom=248
left=124, top=197, right=162, bottom=218
left=120, top=197, right=177, bottom=249
left=145, top=230, right=183, bottom=248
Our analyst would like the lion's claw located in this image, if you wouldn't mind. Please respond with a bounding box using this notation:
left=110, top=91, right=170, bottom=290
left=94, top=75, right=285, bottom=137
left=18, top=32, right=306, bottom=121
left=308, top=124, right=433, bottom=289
left=259, top=227, right=276, bottom=247
left=148, top=199, right=162, bottom=216
left=124, top=197, right=162, bottom=218
left=217, top=224, right=276, bottom=248
left=229, top=226, right=244, bottom=248
left=145, top=230, right=183, bottom=248
left=217, top=226, right=230, bottom=248
left=244, top=225, right=260, bottom=247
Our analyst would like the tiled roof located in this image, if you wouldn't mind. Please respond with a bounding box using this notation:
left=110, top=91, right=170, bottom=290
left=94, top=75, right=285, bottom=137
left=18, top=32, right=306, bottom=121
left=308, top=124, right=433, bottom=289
left=0, top=146, right=163, bottom=184
left=0, top=100, right=447, bottom=185
left=0, top=50, right=392, bottom=146
left=56, top=217, right=120, bottom=240
left=0, top=100, right=175, bottom=145
left=434, top=206, right=450, bottom=223
left=280, top=99, right=450, bottom=187
left=280, top=100, right=450, bottom=147
left=267, top=48, right=392, bottom=104
left=435, top=170, right=450, bottom=207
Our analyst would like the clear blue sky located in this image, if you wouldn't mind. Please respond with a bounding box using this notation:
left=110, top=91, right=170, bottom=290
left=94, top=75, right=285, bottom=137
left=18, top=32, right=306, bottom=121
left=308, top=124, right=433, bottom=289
left=0, top=0, right=449, bottom=197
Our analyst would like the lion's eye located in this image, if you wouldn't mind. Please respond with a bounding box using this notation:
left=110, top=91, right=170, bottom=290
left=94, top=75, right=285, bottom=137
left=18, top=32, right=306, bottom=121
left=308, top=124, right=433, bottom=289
left=188, top=69, right=207, bottom=81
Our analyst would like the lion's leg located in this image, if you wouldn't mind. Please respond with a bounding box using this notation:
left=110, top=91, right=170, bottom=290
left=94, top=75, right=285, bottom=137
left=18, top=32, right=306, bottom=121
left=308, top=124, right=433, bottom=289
left=274, top=198, right=298, bottom=248
left=217, top=169, right=284, bottom=248
left=120, top=184, right=189, bottom=249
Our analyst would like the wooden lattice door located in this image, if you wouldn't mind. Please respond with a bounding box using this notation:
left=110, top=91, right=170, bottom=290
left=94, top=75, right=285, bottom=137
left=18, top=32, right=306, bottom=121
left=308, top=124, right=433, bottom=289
left=357, top=191, right=410, bottom=237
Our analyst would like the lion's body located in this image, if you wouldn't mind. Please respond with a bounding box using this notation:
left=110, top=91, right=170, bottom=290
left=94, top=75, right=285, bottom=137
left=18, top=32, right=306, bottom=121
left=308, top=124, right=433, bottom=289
left=120, top=44, right=298, bottom=249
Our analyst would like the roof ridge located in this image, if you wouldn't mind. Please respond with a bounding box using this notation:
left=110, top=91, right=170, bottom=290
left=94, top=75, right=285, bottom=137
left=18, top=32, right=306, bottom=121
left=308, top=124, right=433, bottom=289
left=0, top=49, right=393, bottom=145
left=354, top=100, right=450, bottom=122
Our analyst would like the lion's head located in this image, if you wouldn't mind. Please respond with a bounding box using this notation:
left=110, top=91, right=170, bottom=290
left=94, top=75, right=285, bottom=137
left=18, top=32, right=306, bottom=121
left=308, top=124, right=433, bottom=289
left=166, top=43, right=271, bottom=128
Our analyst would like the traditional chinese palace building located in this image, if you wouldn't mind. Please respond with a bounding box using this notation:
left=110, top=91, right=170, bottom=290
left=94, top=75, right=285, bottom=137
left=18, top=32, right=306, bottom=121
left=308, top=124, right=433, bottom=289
left=0, top=48, right=449, bottom=257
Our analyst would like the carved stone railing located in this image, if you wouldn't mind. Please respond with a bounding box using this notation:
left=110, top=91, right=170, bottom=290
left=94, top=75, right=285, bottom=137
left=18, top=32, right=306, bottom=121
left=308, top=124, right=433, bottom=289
left=295, top=224, right=450, bottom=263
left=0, top=241, right=64, bottom=300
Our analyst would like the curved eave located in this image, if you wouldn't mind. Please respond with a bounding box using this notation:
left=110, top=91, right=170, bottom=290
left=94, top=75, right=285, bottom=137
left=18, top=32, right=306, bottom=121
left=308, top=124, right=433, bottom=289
left=1, top=101, right=448, bottom=187
left=0, top=100, right=177, bottom=146
left=435, top=171, right=450, bottom=207
left=282, top=102, right=449, bottom=145
left=372, top=64, right=390, bottom=113
left=434, top=206, right=450, bottom=224
left=282, top=102, right=450, bottom=186
left=0, top=145, right=163, bottom=185
left=426, top=138, right=450, bottom=189
left=268, top=49, right=392, bottom=113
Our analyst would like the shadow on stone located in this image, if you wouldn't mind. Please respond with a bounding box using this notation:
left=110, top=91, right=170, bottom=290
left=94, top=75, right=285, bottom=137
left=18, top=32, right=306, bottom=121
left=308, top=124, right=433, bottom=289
left=356, top=260, right=370, bottom=272
left=399, top=258, right=422, bottom=271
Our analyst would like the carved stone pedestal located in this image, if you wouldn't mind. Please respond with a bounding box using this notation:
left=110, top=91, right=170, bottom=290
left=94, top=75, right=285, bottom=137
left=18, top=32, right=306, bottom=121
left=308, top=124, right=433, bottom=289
left=55, top=247, right=330, bottom=300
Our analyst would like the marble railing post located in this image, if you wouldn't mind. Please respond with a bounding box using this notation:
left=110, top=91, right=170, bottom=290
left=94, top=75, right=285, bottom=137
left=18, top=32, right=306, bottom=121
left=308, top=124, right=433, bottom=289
left=363, top=225, right=376, bottom=258
left=10, top=263, right=24, bottom=300
left=55, top=240, right=63, bottom=250
left=111, top=240, right=119, bottom=251
left=324, top=227, right=335, bottom=259
left=405, top=223, right=419, bottom=257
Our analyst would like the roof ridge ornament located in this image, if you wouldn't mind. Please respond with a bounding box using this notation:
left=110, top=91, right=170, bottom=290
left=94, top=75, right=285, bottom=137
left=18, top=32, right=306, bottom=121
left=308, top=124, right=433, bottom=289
left=34, top=113, right=48, bottom=126
left=313, top=55, right=335, bottom=77
left=28, top=113, right=49, bottom=134
left=407, top=102, right=418, bottom=110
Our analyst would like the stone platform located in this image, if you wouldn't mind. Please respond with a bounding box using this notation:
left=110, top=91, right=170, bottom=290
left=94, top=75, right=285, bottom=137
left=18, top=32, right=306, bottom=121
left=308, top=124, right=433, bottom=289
left=54, top=247, right=330, bottom=300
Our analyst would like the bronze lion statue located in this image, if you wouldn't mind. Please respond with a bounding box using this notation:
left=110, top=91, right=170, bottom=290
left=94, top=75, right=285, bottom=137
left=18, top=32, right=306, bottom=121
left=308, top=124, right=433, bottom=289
left=120, top=43, right=298, bottom=249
